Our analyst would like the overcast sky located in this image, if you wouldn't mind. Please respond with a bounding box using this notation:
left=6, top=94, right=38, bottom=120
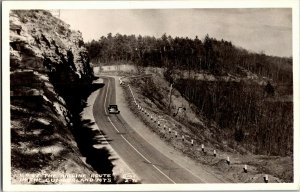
left=60, top=9, right=292, bottom=57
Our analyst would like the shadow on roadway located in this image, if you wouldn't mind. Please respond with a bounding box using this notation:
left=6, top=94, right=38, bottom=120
left=73, top=119, right=116, bottom=179
left=65, top=81, right=116, bottom=184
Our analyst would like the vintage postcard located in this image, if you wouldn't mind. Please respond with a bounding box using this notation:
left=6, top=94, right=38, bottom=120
left=2, top=0, right=299, bottom=191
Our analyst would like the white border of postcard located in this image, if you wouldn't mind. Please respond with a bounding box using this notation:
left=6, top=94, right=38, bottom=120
left=2, top=0, right=300, bottom=191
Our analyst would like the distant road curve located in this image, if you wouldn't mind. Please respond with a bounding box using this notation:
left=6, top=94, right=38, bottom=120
left=93, top=76, right=223, bottom=183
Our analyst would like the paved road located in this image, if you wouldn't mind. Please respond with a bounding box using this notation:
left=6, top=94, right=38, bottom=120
left=93, top=76, right=221, bottom=183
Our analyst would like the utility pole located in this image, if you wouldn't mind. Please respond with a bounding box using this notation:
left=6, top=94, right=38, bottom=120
left=168, top=83, right=173, bottom=111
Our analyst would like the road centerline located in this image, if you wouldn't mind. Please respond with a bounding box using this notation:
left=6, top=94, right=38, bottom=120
left=103, top=78, right=110, bottom=115
left=103, top=77, right=177, bottom=184
left=107, top=116, right=120, bottom=133
left=152, top=165, right=176, bottom=184
left=120, top=134, right=176, bottom=184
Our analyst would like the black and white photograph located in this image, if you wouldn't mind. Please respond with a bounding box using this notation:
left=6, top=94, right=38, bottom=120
left=2, top=0, right=300, bottom=191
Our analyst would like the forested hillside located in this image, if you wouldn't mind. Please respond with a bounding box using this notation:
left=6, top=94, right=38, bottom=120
left=86, top=33, right=292, bottom=83
left=86, top=33, right=293, bottom=156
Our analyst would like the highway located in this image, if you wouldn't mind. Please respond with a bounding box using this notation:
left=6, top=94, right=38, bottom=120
left=93, top=76, right=222, bottom=183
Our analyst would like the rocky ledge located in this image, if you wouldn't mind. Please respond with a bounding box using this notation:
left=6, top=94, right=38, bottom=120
left=9, top=10, right=103, bottom=184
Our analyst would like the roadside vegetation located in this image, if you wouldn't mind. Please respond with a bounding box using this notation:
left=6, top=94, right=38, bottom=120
left=86, top=33, right=293, bottom=182
left=86, top=33, right=292, bottom=83
left=122, top=73, right=292, bottom=182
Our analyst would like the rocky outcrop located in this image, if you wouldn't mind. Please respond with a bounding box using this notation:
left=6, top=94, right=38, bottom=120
left=10, top=10, right=98, bottom=184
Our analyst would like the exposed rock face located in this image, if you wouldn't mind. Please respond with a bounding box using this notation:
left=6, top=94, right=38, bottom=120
left=10, top=10, right=93, bottom=83
left=10, top=10, right=97, bottom=184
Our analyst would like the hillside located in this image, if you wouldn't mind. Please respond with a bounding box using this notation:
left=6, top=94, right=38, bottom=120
left=93, top=31, right=293, bottom=182
left=87, top=33, right=293, bottom=156
left=9, top=10, right=113, bottom=184
left=86, top=33, right=292, bottom=84
left=102, top=69, right=292, bottom=182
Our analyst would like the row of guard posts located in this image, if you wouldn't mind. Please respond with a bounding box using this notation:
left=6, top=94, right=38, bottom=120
left=120, top=77, right=269, bottom=183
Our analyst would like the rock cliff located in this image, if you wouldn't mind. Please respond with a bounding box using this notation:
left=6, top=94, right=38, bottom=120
left=10, top=10, right=98, bottom=184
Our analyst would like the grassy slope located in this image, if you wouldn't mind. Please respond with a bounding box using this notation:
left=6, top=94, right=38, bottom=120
left=118, top=70, right=292, bottom=183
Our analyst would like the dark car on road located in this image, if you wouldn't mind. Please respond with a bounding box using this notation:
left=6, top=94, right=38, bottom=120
left=108, top=105, right=120, bottom=114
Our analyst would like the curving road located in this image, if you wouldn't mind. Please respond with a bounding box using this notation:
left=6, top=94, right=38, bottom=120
left=93, top=76, right=222, bottom=183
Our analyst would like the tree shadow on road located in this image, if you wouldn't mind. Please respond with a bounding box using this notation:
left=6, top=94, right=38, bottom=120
left=73, top=118, right=116, bottom=183
left=57, top=79, right=116, bottom=184
left=71, top=81, right=117, bottom=183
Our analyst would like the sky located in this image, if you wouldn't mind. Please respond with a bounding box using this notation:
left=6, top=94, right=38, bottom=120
left=60, top=9, right=292, bottom=57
